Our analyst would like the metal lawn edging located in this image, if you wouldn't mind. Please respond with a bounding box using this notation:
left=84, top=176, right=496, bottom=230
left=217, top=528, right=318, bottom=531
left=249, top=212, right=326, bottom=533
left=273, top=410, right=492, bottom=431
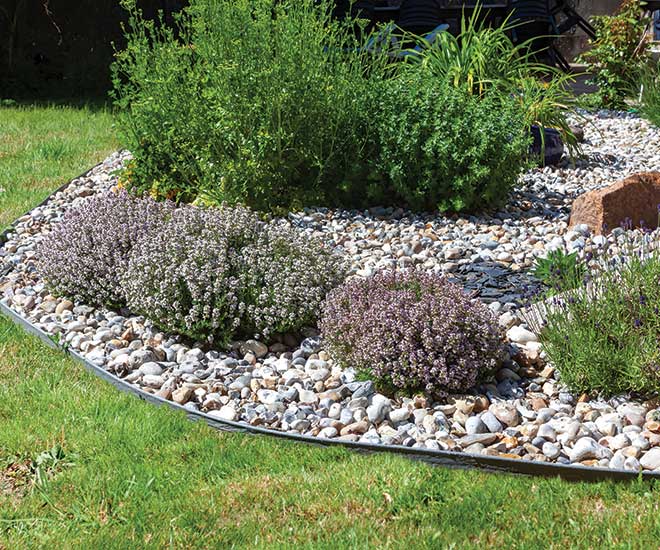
left=0, top=160, right=657, bottom=483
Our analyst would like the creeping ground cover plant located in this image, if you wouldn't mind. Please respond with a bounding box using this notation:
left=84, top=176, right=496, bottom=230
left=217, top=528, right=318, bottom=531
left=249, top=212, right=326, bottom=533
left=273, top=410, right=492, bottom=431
left=122, top=205, right=346, bottom=343
left=36, top=193, right=346, bottom=344
left=36, top=191, right=174, bottom=307
left=320, top=270, right=505, bottom=396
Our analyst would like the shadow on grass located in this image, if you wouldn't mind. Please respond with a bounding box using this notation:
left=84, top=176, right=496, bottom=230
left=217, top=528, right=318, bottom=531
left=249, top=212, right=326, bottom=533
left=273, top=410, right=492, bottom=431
left=0, top=77, right=114, bottom=112
left=0, top=96, right=115, bottom=113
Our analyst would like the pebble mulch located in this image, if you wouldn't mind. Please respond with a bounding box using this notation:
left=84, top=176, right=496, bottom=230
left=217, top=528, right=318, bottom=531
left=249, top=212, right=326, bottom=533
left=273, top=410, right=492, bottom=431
left=3, top=113, right=660, bottom=472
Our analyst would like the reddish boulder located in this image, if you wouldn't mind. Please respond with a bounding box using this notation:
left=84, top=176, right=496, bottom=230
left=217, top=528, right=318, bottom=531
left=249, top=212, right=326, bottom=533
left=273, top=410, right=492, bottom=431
left=569, top=172, right=660, bottom=234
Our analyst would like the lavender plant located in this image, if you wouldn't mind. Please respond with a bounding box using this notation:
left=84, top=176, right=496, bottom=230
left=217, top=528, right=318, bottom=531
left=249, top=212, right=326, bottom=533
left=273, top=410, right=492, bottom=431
left=320, top=270, right=505, bottom=396
left=36, top=191, right=173, bottom=306
left=527, top=220, right=660, bottom=395
left=122, top=205, right=345, bottom=343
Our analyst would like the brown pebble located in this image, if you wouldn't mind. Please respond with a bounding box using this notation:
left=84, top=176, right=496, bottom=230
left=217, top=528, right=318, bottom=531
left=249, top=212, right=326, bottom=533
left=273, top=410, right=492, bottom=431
left=530, top=396, right=547, bottom=411
left=156, top=387, right=172, bottom=400
left=473, top=395, right=490, bottom=413
left=172, top=386, right=193, bottom=405
left=55, top=300, right=74, bottom=315
left=502, top=436, right=519, bottom=450
left=340, top=421, right=369, bottom=436
left=646, top=421, right=660, bottom=433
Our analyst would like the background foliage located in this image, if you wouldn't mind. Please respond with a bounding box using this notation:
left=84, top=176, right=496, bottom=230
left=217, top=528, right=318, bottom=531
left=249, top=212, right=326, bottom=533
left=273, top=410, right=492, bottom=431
left=0, top=0, right=185, bottom=98
left=579, top=0, right=651, bottom=109
left=113, top=0, right=533, bottom=213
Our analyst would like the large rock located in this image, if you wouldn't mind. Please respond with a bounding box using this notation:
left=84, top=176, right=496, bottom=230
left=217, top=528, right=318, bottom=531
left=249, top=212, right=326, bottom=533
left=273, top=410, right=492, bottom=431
left=569, top=172, right=660, bottom=234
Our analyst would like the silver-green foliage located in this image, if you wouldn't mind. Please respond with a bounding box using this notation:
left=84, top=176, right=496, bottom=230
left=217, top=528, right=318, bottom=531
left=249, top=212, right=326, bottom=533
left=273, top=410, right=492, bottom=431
left=531, top=231, right=660, bottom=396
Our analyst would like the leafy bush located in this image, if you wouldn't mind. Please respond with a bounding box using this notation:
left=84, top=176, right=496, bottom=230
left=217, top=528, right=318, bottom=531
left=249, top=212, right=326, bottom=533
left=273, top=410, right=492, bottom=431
left=640, top=62, right=660, bottom=127
left=320, top=270, right=504, bottom=395
left=112, top=0, right=387, bottom=211
left=371, top=77, right=531, bottom=212
left=402, top=7, right=580, bottom=158
left=36, top=191, right=173, bottom=307
left=531, top=233, right=660, bottom=396
left=122, top=204, right=346, bottom=343
left=532, top=248, right=586, bottom=293
left=113, top=0, right=539, bottom=214
left=579, top=0, right=651, bottom=109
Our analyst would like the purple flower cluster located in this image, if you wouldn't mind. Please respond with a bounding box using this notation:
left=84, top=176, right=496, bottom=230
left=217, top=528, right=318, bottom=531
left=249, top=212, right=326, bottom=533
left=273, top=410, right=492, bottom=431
left=121, top=204, right=346, bottom=343
left=235, top=220, right=348, bottom=339
left=36, top=191, right=173, bottom=306
left=37, top=194, right=345, bottom=344
left=320, top=270, right=505, bottom=396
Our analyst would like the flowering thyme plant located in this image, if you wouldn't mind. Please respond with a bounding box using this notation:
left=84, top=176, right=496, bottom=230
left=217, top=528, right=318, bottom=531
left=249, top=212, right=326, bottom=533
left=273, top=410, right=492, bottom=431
left=122, top=205, right=346, bottom=343
left=36, top=191, right=174, bottom=306
left=320, top=270, right=505, bottom=396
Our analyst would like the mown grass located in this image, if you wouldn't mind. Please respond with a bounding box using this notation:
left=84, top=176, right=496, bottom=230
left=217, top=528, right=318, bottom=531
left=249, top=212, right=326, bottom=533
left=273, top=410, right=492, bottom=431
left=3, top=103, right=660, bottom=549
left=0, top=101, right=118, bottom=230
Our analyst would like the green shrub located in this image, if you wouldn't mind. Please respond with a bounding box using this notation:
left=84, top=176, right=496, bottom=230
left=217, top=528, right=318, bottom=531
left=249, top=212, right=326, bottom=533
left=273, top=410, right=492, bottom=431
left=579, top=0, right=651, bottom=110
left=113, top=0, right=538, bottom=214
left=371, top=76, right=530, bottom=212
left=640, top=62, right=660, bottom=127
left=531, top=235, right=660, bottom=396
left=402, top=7, right=580, bottom=158
left=112, top=0, right=387, bottom=210
left=532, top=248, right=586, bottom=293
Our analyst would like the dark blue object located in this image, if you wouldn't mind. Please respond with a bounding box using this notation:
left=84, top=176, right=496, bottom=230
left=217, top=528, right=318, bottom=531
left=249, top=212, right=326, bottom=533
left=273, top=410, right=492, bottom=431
left=530, top=125, right=564, bottom=166
left=654, top=10, right=659, bottom=41
left=397, top=0, right=445, bottom=36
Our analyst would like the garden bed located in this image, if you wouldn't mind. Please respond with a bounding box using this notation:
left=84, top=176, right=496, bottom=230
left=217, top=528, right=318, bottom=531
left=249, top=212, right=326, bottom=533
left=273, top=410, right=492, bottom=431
left=3, top=112, right=660, bottom=475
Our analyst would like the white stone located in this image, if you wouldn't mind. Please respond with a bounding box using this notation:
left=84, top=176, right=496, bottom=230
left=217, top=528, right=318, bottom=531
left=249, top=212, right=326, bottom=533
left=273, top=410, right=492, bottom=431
left=208, top=405, right=237, bottom=422
left=506, top=326, right=538, bottom=345
left=569, top=437, right=613, bottom=463
left=640, top=447, right=660, bottom=470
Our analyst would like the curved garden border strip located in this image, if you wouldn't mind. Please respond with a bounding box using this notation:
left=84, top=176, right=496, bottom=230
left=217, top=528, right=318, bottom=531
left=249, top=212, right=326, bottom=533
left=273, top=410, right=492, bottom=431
left=1, top=299, right=653, bottom=482
left=0, top=161, right=656, bottom=483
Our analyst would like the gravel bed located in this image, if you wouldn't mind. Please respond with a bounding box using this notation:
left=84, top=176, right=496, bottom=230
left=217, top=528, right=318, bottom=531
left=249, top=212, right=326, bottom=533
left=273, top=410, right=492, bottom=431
left=3, top=113, right=660, bottom=472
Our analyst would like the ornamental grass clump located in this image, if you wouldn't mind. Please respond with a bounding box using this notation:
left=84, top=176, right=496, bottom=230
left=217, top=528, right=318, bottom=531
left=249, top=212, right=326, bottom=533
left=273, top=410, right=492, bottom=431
left=529, top=225, right=660, bottom=396
left=640, top=62, right=660, bottom=128
left=320, top=271, right=505, bottom=396
left=122, top=205, right=346, bottom=343
left=36, top=191, right=173, bottom=307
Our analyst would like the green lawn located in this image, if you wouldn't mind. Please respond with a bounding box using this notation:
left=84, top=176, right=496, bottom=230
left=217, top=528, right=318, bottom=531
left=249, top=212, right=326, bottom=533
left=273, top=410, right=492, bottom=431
left=0, top=101, right=118, bottom=230
left=2, top=103, right=660, bottom=549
